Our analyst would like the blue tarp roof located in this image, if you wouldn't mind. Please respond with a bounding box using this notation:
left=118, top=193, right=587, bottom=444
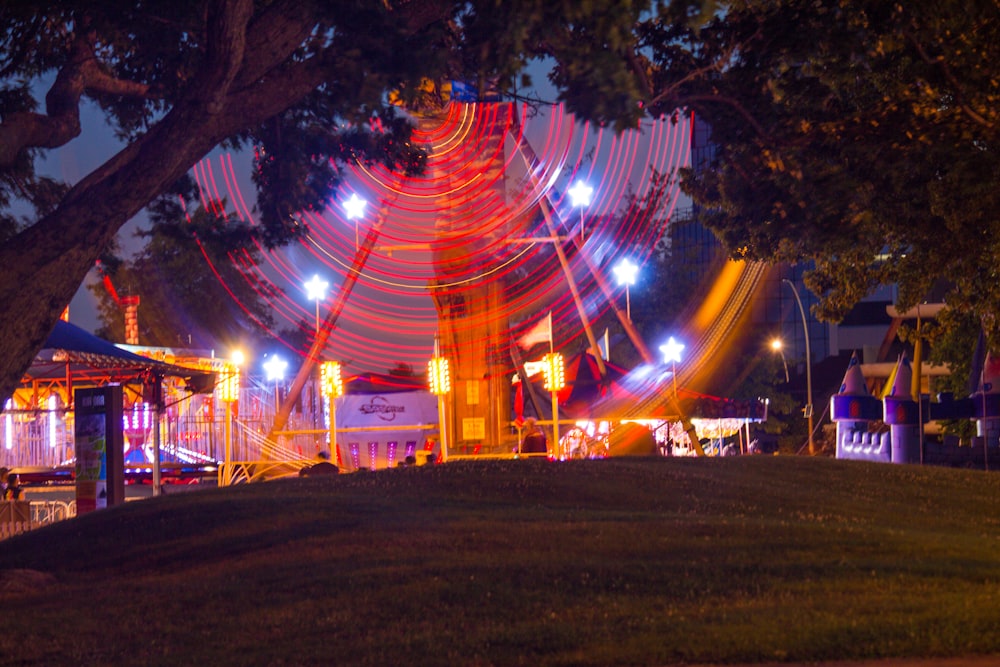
left=27, top=320, right=211, bottom=382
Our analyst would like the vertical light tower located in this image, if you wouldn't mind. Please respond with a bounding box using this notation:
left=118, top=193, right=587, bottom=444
left=428, top=339, right=452, bottom=462
left=304, top=274, right=329, bottom=436
left=218, top=350, right=243, bottom=486
left=542, top=351, right=565, bottom=458
left=263, top=354, right=287, bottom=413
left=568, top=179, right=593, bottom=242
left=660, top=336, right=685, bottom=398
left=613, top=258, right=639, bottom=321
left=320, top=360, right=344, bottom=464
left=304, top=274, right=329, bottom=336
left=342, top=193, right=367, bottom=251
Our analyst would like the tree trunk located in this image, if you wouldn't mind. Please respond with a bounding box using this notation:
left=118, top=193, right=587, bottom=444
left=0, top=89, right=262, bottom=404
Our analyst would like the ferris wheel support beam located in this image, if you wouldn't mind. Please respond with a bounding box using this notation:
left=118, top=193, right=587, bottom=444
left=265, top=206, right=389, bottom=449
left=510, top=121, right=705, bottom=455
left=537, top=197, right=607, bottom=379
left=568, top=233, right=705, bottom=457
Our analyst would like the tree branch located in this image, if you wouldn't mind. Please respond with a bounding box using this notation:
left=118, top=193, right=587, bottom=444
left=675, top=93, right=771, bottom=138
left=0, top=26, right=156, bottom=169
left=903, top=26, right=995, bottom=130
left=196, top=0, right=254, bottom=114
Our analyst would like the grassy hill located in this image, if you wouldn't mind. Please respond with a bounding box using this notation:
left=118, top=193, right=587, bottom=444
left=2, top=456, right=1000, bottom=666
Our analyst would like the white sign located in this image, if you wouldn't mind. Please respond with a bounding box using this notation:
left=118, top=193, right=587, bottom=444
left=462, top=417, right=485, bottom=440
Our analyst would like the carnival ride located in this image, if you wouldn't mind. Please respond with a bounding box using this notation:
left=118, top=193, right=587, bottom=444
left=3, top=96, right=770, bottom=481
left=187, top=95, right=767, bottom=457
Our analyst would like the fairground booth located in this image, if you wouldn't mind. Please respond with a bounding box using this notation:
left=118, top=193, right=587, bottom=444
left=512, top=351, right=768, bottom=458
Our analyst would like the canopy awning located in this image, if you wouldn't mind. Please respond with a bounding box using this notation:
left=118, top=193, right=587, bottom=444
left=24, top=320, right=214, bottom=386
left=519, top=353, right=767, bottom=422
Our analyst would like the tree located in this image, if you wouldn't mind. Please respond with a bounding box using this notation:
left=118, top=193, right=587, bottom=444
left=0, top=0, right=658, bottom=405
left=637, top=1, right=1000, bottom=350
left=89, top=193, right=279, bottom=350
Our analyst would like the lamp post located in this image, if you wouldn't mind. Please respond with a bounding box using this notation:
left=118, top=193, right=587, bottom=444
left=321, top=360, right=344, bottom=464
left=659, top=336, right=684, bottom=397
left=263, top=354, right=287, bottom=413
left=542, top=352, right=565, bottom=458
left=428, top=339, right=451, bottom=462
left=219, top=350, right=243, bottom=487
left=782, top=278, right=815, bottom=455
left=770, top=338, right=790, bottom=383
left=567, top=180, right=593, bottom=242
left=304, top=274, right=328, bottom=335
left=342, top=193, right=367, bottom=251
left=613, top=258, right=638, bottom=321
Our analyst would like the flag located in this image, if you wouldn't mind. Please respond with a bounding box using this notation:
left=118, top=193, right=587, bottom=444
left=518, top=312, right=552, bottom=350
left=879, top=354, right=899, bottom=400
left=513, top=379, right=525, bottom=426
left=588, top=327, right=610, bottom=361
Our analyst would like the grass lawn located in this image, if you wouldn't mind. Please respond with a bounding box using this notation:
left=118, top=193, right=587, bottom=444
left=1, top=456, right=1000, bottom=666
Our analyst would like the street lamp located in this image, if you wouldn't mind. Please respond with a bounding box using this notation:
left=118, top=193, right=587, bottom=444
left=567, top=180, right=593, bottom=241
left=659, top=336, right=684, bottom=397
left=263, top=354, right=287, bottom=413
left=304, top=274, right=328, bottom=335
left=782, top=278, right=814, bottom=455
left=542, top=352, right=565, bottom=458
left=613, top=258, right=639, bottom=321
left=342, top=193, right=367, bottom=250
left=218, top=349, right=243, bottom=487
left=428, top=341, right=451, bottom=462
left=770, top=338, right=790, bottom=383
left=321, top=360, right=344, bottom=465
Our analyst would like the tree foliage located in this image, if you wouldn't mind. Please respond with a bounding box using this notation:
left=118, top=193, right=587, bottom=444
left=0, top=0, right=661, bottom=404
left=89, top=192, right=279, bottom=350
left=9, top=0, right=992, bottom=412
left=641, top=1, right=1000, bottom=350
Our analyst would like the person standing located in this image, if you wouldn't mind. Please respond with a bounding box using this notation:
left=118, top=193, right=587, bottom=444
left=520, top=417, right=547, bottom=454
left=3, top=473, right=21, bottom=500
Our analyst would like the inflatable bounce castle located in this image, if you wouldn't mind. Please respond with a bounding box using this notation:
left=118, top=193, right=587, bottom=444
left=832, top=351, right=1000, bottom=467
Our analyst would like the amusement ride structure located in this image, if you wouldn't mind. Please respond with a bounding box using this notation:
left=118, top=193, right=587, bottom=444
left=189, top=88, right=768, bottom=458
left=4, top=90, right=772, bottom=488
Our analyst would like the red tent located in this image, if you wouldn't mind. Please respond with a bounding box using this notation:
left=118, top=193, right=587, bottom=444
left=515, top=352, right=767, bottom=423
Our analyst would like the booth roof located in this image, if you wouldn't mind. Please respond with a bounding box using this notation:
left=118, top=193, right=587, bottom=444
left=26, top=320, right=214, bottom=383
left=521, top=353, right=767, bottom=422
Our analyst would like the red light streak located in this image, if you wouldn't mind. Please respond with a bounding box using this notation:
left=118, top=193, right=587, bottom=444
left=184, top=103, right=692, bottom=371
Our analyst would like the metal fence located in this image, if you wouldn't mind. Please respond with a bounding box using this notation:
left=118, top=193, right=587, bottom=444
left=0, top=379, right=332, bottom=471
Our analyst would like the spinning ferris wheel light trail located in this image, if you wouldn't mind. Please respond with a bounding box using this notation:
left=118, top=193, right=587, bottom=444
left=266, top=205, right=389, bottom=446
left=185, top=95, right=767, bottom=455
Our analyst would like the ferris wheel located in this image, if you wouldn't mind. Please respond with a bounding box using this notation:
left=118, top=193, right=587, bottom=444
left=191, top=94, right=763, bottom=450
left=194, top=99, right=691, bottom=368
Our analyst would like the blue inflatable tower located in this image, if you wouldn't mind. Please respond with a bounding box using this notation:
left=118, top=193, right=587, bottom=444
left=883, top=353, right=924, bottom=464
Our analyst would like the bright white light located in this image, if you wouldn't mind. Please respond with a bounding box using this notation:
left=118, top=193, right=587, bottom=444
left=659, top=337, right=685, bottom=364
left=4, top=398, right=12, bottom=450
left=342, top=193, right=367, bottom=220
left=231, top=350, right=245, bottom=366
left=613, top=258, right=639, bottom=286
left=263, top=355, right=288, bottom=382
left=48, top=395, right=58, bottom=448
left=304, top=274, right=329, bottom=302
left=567, top=180, right=593, bottom=208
